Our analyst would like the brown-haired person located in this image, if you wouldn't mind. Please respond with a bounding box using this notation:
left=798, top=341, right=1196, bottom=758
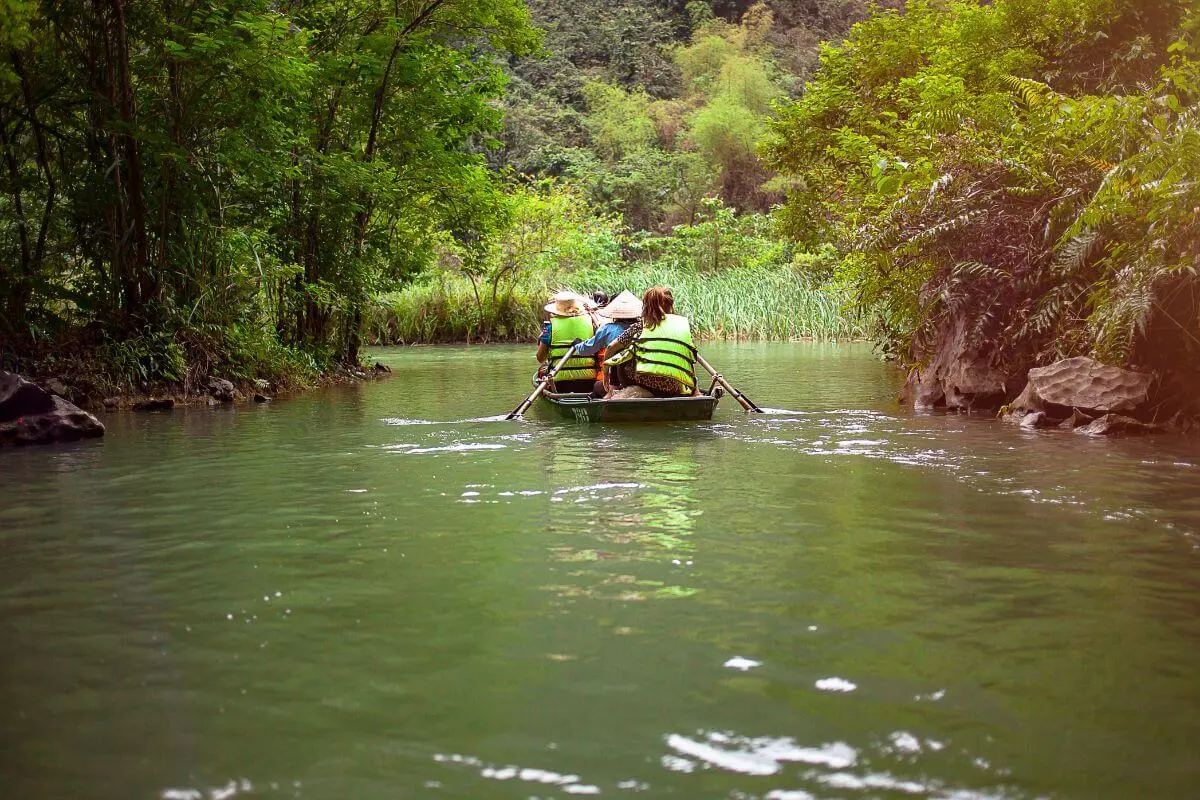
left=603, top=286, right=698, bottom=397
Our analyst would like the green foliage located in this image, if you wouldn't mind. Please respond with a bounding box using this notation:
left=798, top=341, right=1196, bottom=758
left=766, top=0, right=1200, bottom=381
left=500, top=0, right=862, bottom=230
left=582, top=81, right=658, bottom=160
left=370, top=191, right=864, bottom=344
left=0, top=0, right=538, bottom=386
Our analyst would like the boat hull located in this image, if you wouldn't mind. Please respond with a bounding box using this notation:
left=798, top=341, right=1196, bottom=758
left=536, top=391, right=719, bottom=423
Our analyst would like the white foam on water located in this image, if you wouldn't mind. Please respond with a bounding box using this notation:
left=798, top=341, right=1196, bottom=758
left=345, top=488, right=368, bottom=493
left=160, top=779, right=252, bottom=800
left=554, top=482, right=643, bottom=495
left=438, top=753, right=597, bottom=795
left=407, top=443, right=507, bottom=454
left=765, top=791, right=816, bottom=800
left=889, top=731, right=922, bottom=753
left=381, top=418, right=440, bottom=425
left=723, top=656, right=762, bottom=671
left=665, top=733, right=857, bottom=776
left=660, top=755, right=696, bottom=773
left=815, top=771, right=928, bottom=794
left=815, top=677, right=857, bottom=692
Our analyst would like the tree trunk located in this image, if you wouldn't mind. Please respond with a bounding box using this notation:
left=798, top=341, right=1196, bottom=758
left=108, top=0, right=152, bottom=317
left=0, top=106, right=32, bottom=327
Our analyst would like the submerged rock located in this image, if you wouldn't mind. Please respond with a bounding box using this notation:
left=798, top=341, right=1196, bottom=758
left=1074, top=414, right=1163, bottom=437
left=1058, top=409, right=1095, bottom=430
left=1017, top=357, right=1152, bottom=416
left=1019, top=411, right=1059, bottom=429
left=0, top=371, right=104, bottom=446
left=253, top=393, right=271, bottom=403
left=207, top=377, right=235, bottom=403
left=372, top=361, right=392, bottom=374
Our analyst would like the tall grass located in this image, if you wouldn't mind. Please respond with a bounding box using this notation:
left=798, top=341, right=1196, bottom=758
left=368, top=263, right=867, bottom=344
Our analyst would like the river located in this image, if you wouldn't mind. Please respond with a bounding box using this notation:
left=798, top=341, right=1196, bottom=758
left=2, top=343, right=1200, bottom=800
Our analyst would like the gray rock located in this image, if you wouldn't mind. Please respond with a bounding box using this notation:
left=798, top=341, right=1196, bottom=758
left=371, top=361, right=392, bottom=374
left=43, top=378, right=70, bottom=398
left=207, top=377, right=235, bottom=403
left=132, top=398, right=174, bottom=411
left=253, top=393, right=271, bottom=403
left=0, top=371, right=104, bottom=446
left=1019, top=411, right=1059, bottom=429
left=1074, top=413, right=1163, bottom=437
left=1024, top=357, right=1152, bottom=415
left=1058, top=409, right=1095, bottom=430
left=899, top=315, right=1009, bottom=411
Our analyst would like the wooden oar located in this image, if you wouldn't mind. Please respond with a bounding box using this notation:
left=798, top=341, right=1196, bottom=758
left=696, top=352, right=764, bottom=413
left=507, top=344, right=581, bottom=420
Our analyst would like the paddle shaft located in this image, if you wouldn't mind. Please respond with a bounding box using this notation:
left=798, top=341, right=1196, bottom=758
left=695, top=352, right=763, bottom=413
left=507, top=344, right=580, bottom=419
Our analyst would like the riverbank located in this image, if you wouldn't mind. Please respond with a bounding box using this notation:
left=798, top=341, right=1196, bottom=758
left=3, top=331, right=393, bottom=412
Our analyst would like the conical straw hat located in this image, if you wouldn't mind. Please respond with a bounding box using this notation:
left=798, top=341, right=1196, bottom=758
left=544, top=291, right=588, bottom=317
left=597, top=290, right=642, bottom=321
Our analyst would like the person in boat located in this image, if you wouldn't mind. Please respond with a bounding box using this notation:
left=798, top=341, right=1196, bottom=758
left=537, top=291, right=599, bottom=394
left=603, top=286, right=698, bottom=397
left=574, top=290, right=642, bottom=395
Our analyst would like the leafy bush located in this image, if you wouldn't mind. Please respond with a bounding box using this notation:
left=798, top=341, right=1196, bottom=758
left=765, top=0, right=1200, bottom=383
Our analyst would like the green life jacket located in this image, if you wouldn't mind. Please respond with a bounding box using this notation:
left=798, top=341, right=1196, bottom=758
left=634, top=314, right=697, bottom=390
left=548, top=315, right=598, bottom=382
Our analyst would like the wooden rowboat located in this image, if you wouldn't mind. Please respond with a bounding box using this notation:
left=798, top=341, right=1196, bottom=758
left=534, top=381, right=721, bottom=423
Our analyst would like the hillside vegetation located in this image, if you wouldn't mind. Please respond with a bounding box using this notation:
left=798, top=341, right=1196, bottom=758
left=3, top=0, right=1198, bottom=415
left=766, top=0, right=1200, bottom=412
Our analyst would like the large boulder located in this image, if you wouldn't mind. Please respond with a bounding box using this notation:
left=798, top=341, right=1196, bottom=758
left=0, top=372, right=105, bottom=446
left=1074, top=414, right=1163, bottom=437
left=207, top=377, right=235, bottom=403
left=1013, top=357, right=1153, bottom=416
left=900, top=315, right=1010, bottom=411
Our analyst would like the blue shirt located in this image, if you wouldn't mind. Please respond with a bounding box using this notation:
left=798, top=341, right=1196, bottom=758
left=575, top=321, right=631, bottom=356
left=539, top=322, right=552, bottom=346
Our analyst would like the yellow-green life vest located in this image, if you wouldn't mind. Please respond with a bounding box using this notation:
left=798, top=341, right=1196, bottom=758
left=634, top=314, right=697, bottom=390
left=548, top=315, right=598, bottom=382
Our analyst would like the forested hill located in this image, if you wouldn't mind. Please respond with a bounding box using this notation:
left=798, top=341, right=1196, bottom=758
left=493, top=0, right=877, bottom=228
left=3, top=0, right=1199, bottom=423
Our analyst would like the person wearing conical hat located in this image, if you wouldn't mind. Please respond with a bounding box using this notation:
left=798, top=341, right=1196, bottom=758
left=576, top=290, right=641, bottom=357
left=536, top=291, right=599, bottom=394
left=573, top=290, right=642, bottom=396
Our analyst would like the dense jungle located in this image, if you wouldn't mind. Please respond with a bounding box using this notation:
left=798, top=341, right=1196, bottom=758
left=0, top=0, right=1197, bottom=415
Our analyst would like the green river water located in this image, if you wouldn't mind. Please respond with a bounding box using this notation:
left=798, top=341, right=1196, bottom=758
left=3, top=343, right=1200, bottom=800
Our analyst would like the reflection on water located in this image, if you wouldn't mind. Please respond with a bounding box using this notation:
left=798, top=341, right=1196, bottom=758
left=2, top=342, right=1200, bottom=800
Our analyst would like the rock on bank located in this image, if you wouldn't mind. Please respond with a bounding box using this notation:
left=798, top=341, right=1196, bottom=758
left=0, top=372, right=105, bottom=446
